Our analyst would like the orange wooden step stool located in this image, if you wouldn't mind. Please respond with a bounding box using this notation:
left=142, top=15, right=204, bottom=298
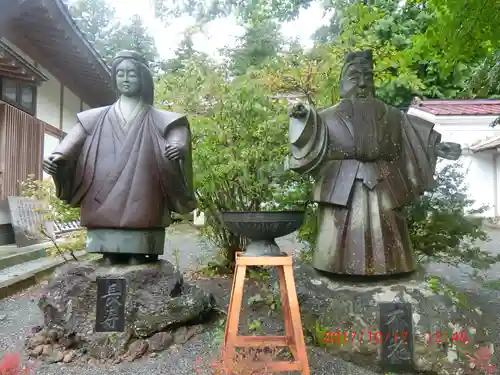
left=220, top=252, right=310, bottom=374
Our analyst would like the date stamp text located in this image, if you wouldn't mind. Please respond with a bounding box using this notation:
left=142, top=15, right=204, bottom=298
left=322, top=330, right=469, bottom=345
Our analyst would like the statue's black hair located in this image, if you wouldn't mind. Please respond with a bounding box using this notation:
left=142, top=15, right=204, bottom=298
left=110, top=50, right=154, bottom=105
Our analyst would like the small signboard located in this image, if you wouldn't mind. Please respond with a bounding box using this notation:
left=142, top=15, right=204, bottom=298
left=7, top=196, right=54, bottom=247
left=379, top=302, right=414, bottom=373
left=95, top=278, right=126, bottom=332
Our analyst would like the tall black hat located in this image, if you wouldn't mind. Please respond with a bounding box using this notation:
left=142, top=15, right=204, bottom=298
left=344, top=50, right=373, bottom=64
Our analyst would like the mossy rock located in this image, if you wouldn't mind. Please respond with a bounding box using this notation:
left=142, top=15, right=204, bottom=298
left=28, top=260, right=215, bottom=360
left=293, top=263, right=493, bottom=375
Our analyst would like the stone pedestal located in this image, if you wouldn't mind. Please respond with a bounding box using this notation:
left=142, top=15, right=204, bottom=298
left=25, top=260, right=215, bottom=363
left=293, top=263, right=494, bottom=375
left=86, top=228, right=165, bottom=255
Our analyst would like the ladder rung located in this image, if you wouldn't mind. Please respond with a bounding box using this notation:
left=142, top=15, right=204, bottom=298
left=235, top=252, right=293, bottom=266
left=233, top=335, right=289, bottom=347
left=222, top=257, right=310, bottom=374
left=242, top=360, right=301, bottom=372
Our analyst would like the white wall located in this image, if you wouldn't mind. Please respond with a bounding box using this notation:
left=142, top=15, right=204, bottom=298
left=431, top=116, right=498, bottom=216
left=460, top=153, right=495, bottom=216
left=62, top=87, right=81, bottom=133
left=495, top=155, right=500, bottom=216
left=42, top=133, right=61, bottom=180
left=409, top=108, right=500, bottom=216
left=36, top=66, right=61, bottom=127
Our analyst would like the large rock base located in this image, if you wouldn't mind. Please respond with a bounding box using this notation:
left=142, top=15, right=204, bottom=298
left=25, top=260, right=215, bottom=364
left=293, top=264, right=494, bottom=375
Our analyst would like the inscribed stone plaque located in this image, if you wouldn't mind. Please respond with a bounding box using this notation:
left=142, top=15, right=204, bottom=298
left=379, top=302, right=414, bottom=373
left=7, top=196, right=54, bottom=247
left=95, top=278, right=126, bottom=332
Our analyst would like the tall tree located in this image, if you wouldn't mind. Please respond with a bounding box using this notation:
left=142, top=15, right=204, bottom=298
left=153, top=0, right=311, bottom=23
left=68, top=0, right=115, bottom=58
left=105, top=15, right=158, bottom=65
left=163, top=33, right=196, bottom=73
left=69, top=0, right=158, bottom=66
left=161, top=4, right=285, bottom=77
left=410, top=0, right=500, bottom=66
left=465, top=52, right=500, bottom=99
left=161, top=27, right=210, bottom=73
left=224, top=19, right=284, bottom=76
left=265, top=0, right=498, bottom=108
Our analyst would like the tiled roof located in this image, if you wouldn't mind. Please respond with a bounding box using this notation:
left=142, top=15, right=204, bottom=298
left=410, top=99, right=500, bottom=116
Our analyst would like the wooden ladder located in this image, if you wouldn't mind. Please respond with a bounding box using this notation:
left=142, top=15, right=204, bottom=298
left=220, top=252, right=310, bottom=374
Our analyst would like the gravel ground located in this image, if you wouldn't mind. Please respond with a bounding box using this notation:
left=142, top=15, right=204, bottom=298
left=425, top=227, right=500, bottom=367
left=0, top=224, right=377, bottom=375
left=2, top=223, right=500, bottom=374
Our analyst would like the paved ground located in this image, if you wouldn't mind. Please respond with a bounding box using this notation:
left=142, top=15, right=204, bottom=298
left=426, top=225, right=500, bottom=288
left=1, top=223, right=499, bottom=374
left=425, top=226, right=500, bottom=368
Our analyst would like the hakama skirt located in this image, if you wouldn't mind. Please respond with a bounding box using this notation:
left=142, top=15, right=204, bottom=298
left=313, top=180, right=416, bottom=276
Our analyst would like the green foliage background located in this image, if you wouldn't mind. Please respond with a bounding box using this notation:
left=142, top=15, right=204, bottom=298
left=151, top=0, right=499, bottom=270
left=50, top=0, right=500, bottom=272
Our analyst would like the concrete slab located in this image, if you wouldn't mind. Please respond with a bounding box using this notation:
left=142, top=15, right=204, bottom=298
left=0, top=241, right=51, bottom=255
left=0, top=242, right=52, bottom=271
left=0, top=250, right=87, bottom=299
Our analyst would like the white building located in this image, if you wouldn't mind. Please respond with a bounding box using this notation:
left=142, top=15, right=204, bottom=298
left=408, top=99, right=500, bottom=217
left=0, top=0, right=114, bottom=244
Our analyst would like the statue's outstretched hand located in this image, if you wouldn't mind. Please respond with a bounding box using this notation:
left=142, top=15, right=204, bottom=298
left=436, top=142, right=462, bottom=160
left=43, top=153, right=64, bottom=176
left=288, top=103, right=309, bottom=119
left=164, top=144, right=181, bottom=161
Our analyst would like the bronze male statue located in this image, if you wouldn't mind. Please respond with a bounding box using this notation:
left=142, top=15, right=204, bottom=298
left=288, top=50, right=461, bottom=277
left=43, top=50, right=196, bottom=265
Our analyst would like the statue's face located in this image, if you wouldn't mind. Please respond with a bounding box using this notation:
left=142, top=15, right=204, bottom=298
left=115, top=59, right=141, bottom=97
left=340, top=60, right=375, bottom=99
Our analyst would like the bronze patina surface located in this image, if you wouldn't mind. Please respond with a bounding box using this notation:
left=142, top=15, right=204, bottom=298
left=288, top=50, right=461, bottom=277
left=43, top=50, right=196, bottom=265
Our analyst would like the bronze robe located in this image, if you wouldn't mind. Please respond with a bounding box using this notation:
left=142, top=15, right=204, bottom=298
left=289, top=99, right=441, bottom=276
left=51, top=103, right=196, bottom=229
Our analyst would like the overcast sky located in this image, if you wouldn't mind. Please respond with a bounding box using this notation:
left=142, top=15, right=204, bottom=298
left=104, top=0, right=331, bottom=60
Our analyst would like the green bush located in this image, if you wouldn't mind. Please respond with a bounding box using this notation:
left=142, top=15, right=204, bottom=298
left=157, top=63, right=310, bottom=267
left=19, top=175, right=80, bottom=224
left=406, top=163, right=496, bottom=269
left=19, top=174, right=83, bottom=260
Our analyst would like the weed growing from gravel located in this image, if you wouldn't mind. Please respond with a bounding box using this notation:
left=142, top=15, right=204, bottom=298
left=199, top=347, right=291, bottom=374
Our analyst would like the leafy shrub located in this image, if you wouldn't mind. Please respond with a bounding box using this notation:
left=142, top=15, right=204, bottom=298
left=19, top=175, right=80, bottom=223
left=192, top=81, right=309, bottom=265
left=406, top=163, right=495, bottom=268
left=45, top=230, right=86, bottom=257
left=19, top=174, right=84, bottom=260
left=156, top=56, right=495, bottom=273
left=158, top=64, right=310, bottom=267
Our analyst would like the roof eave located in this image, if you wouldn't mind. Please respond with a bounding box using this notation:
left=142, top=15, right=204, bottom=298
left=51, top=0, right=111, bottom=79
left=48, top=0, right=115, bottom=106
left=0, top=39, right=49, bottom=82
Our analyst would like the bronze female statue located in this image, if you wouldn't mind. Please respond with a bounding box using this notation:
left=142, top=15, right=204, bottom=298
left=288, top=50, right=461, bottom=277
left=43, top=50, right=196, bottom=265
